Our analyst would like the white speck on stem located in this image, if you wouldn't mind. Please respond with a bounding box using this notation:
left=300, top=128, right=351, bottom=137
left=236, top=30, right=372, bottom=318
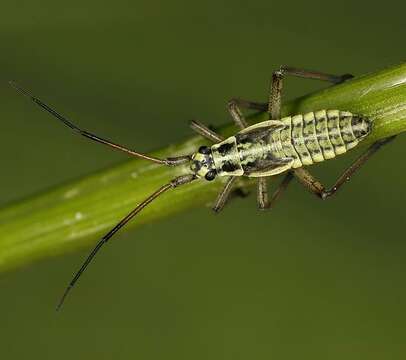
left=63, top=212, right=85, bottom=226
left=63, top=188, right=80, bottom=199
left=75, top=212, right=84, bottom=221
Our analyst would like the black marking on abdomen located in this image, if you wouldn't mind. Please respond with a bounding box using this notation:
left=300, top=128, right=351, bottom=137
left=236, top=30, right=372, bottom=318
left=278, top=110, right=372, bottom=168
left=351, top=115, right=371, bottom=138
left=291, top=114, right=312, bottom=166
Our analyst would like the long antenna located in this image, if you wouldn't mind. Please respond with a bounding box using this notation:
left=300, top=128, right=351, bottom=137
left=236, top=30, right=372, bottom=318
left=9, top=81, right=190, bottom=166
left=56, top=174, right=197, bottom=311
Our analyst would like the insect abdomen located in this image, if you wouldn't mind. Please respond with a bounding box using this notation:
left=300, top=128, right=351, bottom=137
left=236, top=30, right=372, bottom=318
left=275, top=110, right=372, bottom=168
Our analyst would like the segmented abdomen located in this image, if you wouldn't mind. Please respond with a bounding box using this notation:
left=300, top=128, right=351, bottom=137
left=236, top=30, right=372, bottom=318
left=272, top=110, right=372, bottom=168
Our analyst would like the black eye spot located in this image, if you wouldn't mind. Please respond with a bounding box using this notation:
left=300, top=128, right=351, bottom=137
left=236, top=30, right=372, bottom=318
left=198, top=146, right=211, bottom=154
left=205, top=170, right=216, bottom=181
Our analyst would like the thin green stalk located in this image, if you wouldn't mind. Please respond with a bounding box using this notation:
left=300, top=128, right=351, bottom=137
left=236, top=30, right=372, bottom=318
left=1, top=63, right=405, bottom=273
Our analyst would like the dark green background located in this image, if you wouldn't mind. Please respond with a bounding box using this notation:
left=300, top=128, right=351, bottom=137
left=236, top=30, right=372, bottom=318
left=1, top=0, right=405, bottom=358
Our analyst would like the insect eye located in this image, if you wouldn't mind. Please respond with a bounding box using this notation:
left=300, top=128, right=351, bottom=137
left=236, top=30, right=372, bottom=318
left=198, top=146, right=211, bottom=155
left=204, top=170, right=217, bottom=181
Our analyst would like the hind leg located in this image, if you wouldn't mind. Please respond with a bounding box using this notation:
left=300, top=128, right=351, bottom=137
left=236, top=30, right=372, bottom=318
left=269, top=65, right=353, bottom=121
left=293, top=136, right=396, bottom=199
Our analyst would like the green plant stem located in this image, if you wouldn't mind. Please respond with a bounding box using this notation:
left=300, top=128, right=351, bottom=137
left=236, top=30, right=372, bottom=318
left=1, top=63, right=405, bottom=273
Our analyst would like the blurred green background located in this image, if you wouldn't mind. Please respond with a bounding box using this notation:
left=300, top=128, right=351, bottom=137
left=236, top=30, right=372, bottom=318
left=1, top=0, right=405, bottom=358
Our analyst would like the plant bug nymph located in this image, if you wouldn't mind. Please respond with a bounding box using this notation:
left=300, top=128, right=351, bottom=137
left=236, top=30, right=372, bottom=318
left=10, top=65, right=396, bottom=310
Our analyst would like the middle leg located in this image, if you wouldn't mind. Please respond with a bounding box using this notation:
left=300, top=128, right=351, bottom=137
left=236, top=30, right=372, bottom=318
left=212, top=177, right=238, bottom=213
left=257, top=172, right=294, bottom=210
left=227, top=99, right=248, bottom=129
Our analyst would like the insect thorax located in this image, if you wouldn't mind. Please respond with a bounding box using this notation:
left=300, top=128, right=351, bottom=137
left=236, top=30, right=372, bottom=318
left=211, top=138, right=244, bottom=176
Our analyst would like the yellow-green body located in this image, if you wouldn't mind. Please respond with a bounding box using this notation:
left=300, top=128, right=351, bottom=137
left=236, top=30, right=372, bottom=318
left=193, top=109, right=372, bottom=179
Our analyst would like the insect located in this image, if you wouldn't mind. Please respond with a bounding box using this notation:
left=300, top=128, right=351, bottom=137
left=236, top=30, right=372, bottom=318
left=10, top=66, right=396, bottom=310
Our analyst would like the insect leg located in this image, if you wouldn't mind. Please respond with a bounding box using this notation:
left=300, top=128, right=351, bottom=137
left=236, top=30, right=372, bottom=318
left=212, top=176, right=238, bottom=213
left=229, top=67, right=353, bottom=124
left=268, top=66, right=353, bottom=120
left=269, top=70, right=283, bottom=119
left=257, top=178, right=270, bottom=209
left=257, top=172, right=294, bottom=210
left=229, top=66, right=352, bottom=119
left=10, top=81, right=190, bottom=166
left=56, top=174, right=197, bottom=311
left=279, top=66, right=353, bottom=84
left=229, top=97, right=267, bottom=112
left=189, top=120, right=224, bottom=142
left=227, top=99, right=248, bottom=129
left=268, top=172, right=294, bottom=207
left=293, top=136, right=396, bottom=199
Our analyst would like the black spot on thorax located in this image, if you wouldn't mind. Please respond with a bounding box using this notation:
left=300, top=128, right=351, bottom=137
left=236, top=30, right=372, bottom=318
left=217, top=142, right=234, bottom=156
left=221, top=161, right=238, bottom=173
